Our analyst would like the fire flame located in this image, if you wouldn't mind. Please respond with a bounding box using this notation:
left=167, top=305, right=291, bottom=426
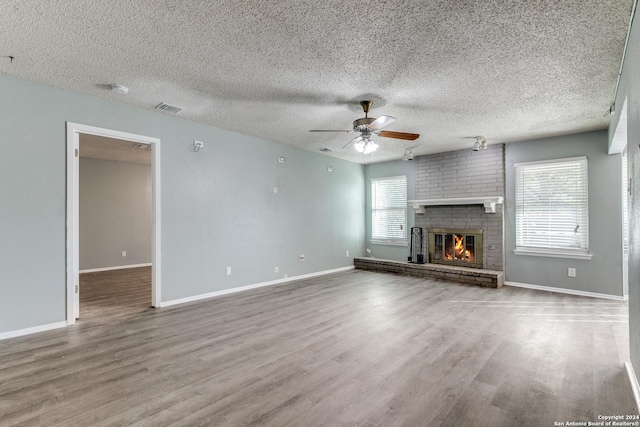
left=445, top=235, right=471, bottom=260
left=455, top=235, right=470, bottom=258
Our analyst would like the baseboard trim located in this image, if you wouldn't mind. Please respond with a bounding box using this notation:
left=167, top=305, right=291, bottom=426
left=505, top=281, right=625, bottom=301
left=626, top=362, right=640, bottom=411
left=80, top=263, right=152, bottom=274
left=0, top=321, right=68, bottom=341
left=160, top=266, right=355, bottom=308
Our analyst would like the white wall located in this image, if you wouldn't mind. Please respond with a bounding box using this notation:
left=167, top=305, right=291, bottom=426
left=0, top=72, right=365, bottom=334
left=80, top=157, right=152, bottom=270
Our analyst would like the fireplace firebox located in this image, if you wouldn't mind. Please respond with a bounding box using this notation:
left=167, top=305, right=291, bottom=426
left=428, top=228, right=483, bottom=269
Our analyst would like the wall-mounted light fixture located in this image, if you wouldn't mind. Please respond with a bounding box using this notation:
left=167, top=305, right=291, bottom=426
left=473, top=136, right=487, bottom=151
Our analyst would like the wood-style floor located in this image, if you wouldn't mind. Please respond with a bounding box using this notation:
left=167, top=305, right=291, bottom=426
left=0, top=267, right=636, bottom=426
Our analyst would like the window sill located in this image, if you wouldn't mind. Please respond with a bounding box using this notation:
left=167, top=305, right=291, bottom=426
left=370, top=240, right=408, bottom=247
left=513, top=248, right=592, bottom=260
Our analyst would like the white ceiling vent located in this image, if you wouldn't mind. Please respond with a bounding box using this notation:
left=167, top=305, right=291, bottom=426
left=155, top=102, right=183, bottom=114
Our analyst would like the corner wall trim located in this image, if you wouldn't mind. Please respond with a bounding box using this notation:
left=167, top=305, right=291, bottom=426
left=626, top=362, right=640, bottom=412
left=505, top=281, right=625, bottom=301
left=80, top=263, right=152, bottom=274
left=0, top=321, right=68, bottom=341
left=160, top=266, right=355, bottom=308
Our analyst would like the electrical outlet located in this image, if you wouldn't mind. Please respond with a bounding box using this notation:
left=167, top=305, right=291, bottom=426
left=226, top=266, right=231, bottom=276
left=122, top=251, right=126, bottom=257
left=299, top=254, right=305, bottom=262
left=274, top=267, right=279, bottom=273
left=568, top=268, right=576, bottom=277
left=345, top=250, right=349, bottom=257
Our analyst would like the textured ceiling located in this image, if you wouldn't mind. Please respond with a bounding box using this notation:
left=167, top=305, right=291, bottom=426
left=0, top=1, right=633, bottom=163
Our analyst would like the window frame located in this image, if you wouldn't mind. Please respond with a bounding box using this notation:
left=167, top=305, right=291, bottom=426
left=370, top=175, right=408, bottom=246
left=513, top=156, right=592, bottom=260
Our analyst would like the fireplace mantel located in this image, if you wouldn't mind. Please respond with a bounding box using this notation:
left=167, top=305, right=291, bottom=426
left=408, top=196, right=504, bottom=214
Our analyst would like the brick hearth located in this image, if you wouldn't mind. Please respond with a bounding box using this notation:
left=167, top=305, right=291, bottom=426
left=354, top=257, right=504, bottom=288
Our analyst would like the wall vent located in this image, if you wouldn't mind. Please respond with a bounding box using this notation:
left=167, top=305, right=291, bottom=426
left=155, top=102, right=183, bottom=114
left=318, top=148, right=332, bottom=152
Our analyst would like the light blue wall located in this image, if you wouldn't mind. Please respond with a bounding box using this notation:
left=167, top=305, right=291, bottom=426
left=0, top=72, right=365, bottom=334
left=504, top=131, right=624, bottom=296
left=610, top=8, right=640, bottom=373
left=364, top=160, right=415, bottom=261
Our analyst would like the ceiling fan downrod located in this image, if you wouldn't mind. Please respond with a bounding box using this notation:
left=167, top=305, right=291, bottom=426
left=360, top=100, right=373, bottom=118
left=354, top=101, right=376, bottom=130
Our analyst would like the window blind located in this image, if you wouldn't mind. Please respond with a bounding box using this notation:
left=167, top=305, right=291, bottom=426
left=515, top=157, right=588, bottom=253
left=371, top=176, right=407, bottom=243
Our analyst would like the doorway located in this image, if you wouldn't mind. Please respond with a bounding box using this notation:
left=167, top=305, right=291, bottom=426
left=66, top=123, right=161, bottom=324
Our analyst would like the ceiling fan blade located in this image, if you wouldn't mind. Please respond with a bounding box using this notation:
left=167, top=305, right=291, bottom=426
left=367, top=115, right=396, bottom=130
left=378, top=131, right=420, bottom=141
left=342, top=136, right=362, bottom=149
left=309, top=129, right=354, bottom=133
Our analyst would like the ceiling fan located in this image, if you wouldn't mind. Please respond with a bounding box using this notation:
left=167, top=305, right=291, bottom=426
left=310, top=101, right=419, bottom=154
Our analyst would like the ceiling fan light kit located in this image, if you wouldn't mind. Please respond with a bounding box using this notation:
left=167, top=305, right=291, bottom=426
left=310, top=101, right=420, bottom=155
left=354, top=139, right=379, bottom=154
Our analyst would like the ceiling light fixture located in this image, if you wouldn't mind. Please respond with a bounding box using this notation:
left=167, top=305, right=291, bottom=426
left=110, top=84, right=129, bottom=95
left=473, top=136, right=487, bottom=151
left=402, top=149, right=414, bottom=161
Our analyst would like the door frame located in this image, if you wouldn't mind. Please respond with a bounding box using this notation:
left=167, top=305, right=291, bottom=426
left=66, top=123, right=161, bottom=324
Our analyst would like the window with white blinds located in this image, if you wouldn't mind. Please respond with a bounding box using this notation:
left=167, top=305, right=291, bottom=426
left=371, top=176, right=407, bottom=244
left=515, top=157, right=588, bottom=255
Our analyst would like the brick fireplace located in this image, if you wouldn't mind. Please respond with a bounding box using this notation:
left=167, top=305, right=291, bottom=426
left=412, top=144, right=505, bottom=271
left=356, top=144, right=505, bottom=287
